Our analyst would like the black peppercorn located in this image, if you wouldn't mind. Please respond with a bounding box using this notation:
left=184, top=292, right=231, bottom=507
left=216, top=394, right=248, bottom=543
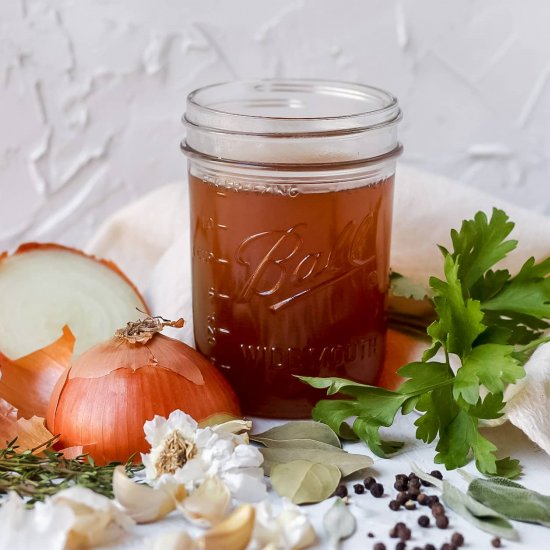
left=491, top=538, right=502, bottom=548
left=396, top=491, right=409, bottom=505
left=398, top=527, right=412, bottom=542
left=440, top=544, right=453, bottom=550
left=417, top=493, right=430, bottom=506
left=364, top=476, right=377, bottom=489
left=394, top=480, right=409, bottom=492
left=425, top=545, right=436, bottom=550
left=418, top=515, right=430, bottom=528
left=396, top=543, right=406, bottom=550
left=427, top=495, right=440, bottom=507
left=374, top=543, right=386, bottom=550
left=354, top=483, right=365, bottom=494
left=389, top=500, right=401, bottom=511
left=334, top=485, right=348, bottom=498
left=421, top=478, right=433, bottom=487
left=368, top=532, right=375, bottom=538
left=409, top=477, right=421, bottom=488
left=436, top=515, right=449, bottom=529
left=370, top=483, right=384, bottom=498
left=451, top=533, right=464, bottom=547
left=407, top=487, right=421, bottom=500
left=430, top=470, right=443, bottom=480
left=396, top=474, right=408, bottom=483
left=431, top=503, right=445, bottom=517
left=405, top=501, right=417, bottom=511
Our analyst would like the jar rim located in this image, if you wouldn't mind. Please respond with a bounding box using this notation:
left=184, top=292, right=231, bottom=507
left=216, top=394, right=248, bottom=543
left=185, top=79, right=401, bottom=136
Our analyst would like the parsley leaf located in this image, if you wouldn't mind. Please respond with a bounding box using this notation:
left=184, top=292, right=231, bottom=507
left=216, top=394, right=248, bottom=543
left=299, top=208, right=550, bottom=479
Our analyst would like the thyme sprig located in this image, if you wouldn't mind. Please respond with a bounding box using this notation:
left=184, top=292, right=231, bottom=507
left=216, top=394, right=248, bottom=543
left=0, top=437, right=143, bottom=506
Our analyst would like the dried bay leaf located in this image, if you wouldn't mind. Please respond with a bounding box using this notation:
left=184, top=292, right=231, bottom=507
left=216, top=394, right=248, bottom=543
left=260, top=447, right=372, bottom=477
left=271, top=460, right=341, bottom=505
left=251, top=421, right=341, bottom=448
left=254, top=438, right=342, bottom=451
left=323, top=497, right=356, bottom=544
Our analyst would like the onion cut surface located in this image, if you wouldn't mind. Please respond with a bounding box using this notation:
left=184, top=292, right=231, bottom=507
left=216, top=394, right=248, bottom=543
left=0, top=244, right=148, bottom=358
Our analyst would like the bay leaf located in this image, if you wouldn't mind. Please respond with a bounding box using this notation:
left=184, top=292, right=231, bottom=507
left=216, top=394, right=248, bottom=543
left=323, top=497, right=356, bottom=544
left=271, top=460, right=341, bottom=505
left=251, top=421, right=341, bottom=448
left=260, top=447, right=373, bottom=478
left=468, top=477, right=550, bottom=527
left=253, top=438, right=342, bottom=451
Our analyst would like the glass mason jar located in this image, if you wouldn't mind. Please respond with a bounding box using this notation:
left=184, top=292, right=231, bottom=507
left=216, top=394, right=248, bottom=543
left=182, top=80, right=402, bottom=418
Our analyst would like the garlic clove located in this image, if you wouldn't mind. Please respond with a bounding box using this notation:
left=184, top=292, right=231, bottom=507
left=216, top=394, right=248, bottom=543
left=277, top=507, right=317, bottom=549
left=178, top=476, right=231, bottom=527
left=148, top=531, right=196, bottom=550
left=113, top=466, right=186, bottom=524
left=202, top=504, right=255, bottom=550
left=51, top=485, right=133, bottom=549
left=252, top=500, right=317, bottom=550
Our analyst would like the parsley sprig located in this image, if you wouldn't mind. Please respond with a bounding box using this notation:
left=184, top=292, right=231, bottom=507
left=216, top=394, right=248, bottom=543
left=299, top=209, right=550, bottom=478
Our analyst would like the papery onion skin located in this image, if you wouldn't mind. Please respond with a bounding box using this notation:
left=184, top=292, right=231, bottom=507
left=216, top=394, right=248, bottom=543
left=46, top=333, right=241, bottom=465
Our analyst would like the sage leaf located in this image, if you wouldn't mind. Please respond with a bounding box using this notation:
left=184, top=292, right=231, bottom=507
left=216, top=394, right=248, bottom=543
left=442, top=481, right=517, bottom=540
left=260, top=447, right=373, bottom=478
left=468, top=477, right=550, bottom=527
left=323, top=497, right=356, bottom=545
left=271, top=460, right=341, bottom=505
left=251, top=421, right=341, bottom=448
left=411, top=464, right=518, bottom=540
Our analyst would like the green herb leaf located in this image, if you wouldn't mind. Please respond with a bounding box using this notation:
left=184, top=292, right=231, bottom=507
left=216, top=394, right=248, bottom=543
left=270, top=460, right=341, bottom=505
left=442, top=480, right=518, bottom=540
left=250, top=421, right=341, bottom=448
left=300, top=208, right=550, bottom=477
left=0, top=437, right=143, bottom=506
left=468, top=477, right=550, bottom=526
left=453, top=345, right=524, bottom=405
left=411, top=465, right=518, bottom=540
left=449, top=208, right=517, bottom=290
left=390, top=272, right=432, bottom=301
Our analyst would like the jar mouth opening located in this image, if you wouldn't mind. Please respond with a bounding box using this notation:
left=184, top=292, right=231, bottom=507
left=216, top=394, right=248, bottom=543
left=181, top=140, right=403, bottom=171
left=185, top=79, right=401, bottom=136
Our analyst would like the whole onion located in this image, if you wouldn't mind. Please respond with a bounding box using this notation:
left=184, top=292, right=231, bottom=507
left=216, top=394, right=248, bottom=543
left=46, top=316, right=241, bottom=464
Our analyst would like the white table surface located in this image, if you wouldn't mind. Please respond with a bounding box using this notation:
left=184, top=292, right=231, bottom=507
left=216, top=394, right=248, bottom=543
left=105, top=414, right=550, bottom=550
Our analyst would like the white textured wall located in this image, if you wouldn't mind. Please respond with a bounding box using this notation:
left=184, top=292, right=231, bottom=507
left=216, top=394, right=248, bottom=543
left=2, top=0, right=550, bottom=251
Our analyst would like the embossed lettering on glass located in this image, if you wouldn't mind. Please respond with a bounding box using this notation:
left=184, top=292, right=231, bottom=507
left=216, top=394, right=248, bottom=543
left=182, top=80, right=402, bottom=418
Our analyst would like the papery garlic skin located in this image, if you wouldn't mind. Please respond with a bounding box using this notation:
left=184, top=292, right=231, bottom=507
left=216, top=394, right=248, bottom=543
left=0, top=492, right=73, bottom=550
left=142, top=410, right=267, bottom=502
left=251, top=500, right=317, bottom=550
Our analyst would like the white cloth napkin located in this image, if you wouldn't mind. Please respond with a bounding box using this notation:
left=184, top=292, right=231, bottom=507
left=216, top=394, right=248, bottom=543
left=86, top=164, right=550, bottom=456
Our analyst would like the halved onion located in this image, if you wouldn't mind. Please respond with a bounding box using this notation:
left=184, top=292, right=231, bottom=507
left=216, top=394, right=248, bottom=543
left=0, top=243, right=148, bottom=359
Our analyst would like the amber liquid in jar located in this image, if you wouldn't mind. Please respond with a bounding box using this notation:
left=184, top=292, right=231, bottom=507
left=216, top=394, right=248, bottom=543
left=190, top=172, right=394, bottom=418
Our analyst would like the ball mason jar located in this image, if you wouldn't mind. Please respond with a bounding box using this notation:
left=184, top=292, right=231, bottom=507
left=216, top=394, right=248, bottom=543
left=182, top=79, right=402, bottom=418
